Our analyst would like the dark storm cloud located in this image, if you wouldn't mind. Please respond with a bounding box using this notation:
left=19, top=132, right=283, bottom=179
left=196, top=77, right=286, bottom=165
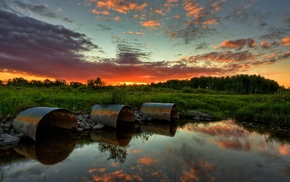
left=259, top=29, right=285, bottom=40
left=0, top=0, right=74, bottom=23
left=165, top=23, right=217, bottom=44
left=0, top=0, right=20, bottom=14
left=96, top=24, right=112, bottom=31
left=279, top=51, right=290, bottom=60
left=116, top=44, right=150, bottom=64
left=188, top=51, right=256, bottom=64
left=63, top=17, right=74, bottom=23
left=196, top=43, right=209, bottom=50
left=14, top=1, right=58, bottom=18
left=0, top=10, right=100, bottom=77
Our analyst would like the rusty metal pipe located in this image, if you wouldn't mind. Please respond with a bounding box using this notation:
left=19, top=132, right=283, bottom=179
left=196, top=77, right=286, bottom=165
left=90, top=104, right=135, bottom=128
left=140, top=102, right=178, bottom=121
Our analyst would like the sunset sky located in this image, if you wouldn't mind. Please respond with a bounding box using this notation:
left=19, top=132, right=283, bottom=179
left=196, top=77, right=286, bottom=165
left=0, top=0, right=290, bottom=87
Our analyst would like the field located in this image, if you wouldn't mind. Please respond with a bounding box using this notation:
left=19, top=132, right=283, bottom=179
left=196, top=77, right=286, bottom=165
left=1, top=85, right=290, bottom=128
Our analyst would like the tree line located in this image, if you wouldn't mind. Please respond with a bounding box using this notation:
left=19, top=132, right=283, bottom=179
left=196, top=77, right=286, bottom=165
left=0, top=74, right=283, bottom=94
left=0, top=77, right=105, bottom=89
left=151, top=74, right=282, bottom=94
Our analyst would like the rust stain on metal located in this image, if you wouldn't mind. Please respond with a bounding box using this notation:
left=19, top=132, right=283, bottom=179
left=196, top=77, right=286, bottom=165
left=140, top=102, right=178, bottom=121
left=13, top=107, right=78, bottom=141
left=90, top=104, right=135, bottom=128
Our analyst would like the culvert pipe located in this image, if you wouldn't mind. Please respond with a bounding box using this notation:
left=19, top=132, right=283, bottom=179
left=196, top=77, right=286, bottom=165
left=140, top=102, right=178, bottom=121
left=90, top=104, right=135, bottom=128
left=13, top=107, right=78, bottom=141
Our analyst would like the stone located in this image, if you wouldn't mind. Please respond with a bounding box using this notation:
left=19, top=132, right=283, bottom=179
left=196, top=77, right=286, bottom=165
left=0, top=134, right=20, bottom=145
left=180, top=110, right=216, bottom=121
left=84, top=125, right=91, bottom=130
left=83, top=114, right=90, bottom=120
left=79, top=123, right=85, bottom=128
left=193, top=112, right=213, bottom=121
left=77, top=128, right=84, bottom=132
left=134, top=112, right=141, bottom=121
left=16, top=133, right=24, bottom=138
left=93, top=123, right=105, bottom=130
left=4, top=123, right=11, bottom=129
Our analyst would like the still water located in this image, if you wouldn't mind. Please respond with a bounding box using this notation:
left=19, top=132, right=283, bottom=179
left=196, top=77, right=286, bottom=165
left=1, top=119, right=290, bottom=182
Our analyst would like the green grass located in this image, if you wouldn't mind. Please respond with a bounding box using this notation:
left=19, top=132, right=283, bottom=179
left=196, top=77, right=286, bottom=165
left=0, top=85, right=290, bottom=128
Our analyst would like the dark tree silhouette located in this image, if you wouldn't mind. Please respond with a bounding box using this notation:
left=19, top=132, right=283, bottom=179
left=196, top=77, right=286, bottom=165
left=87, top=77, right=105, bottom=88
left=151, top=74, right=281, bottom=94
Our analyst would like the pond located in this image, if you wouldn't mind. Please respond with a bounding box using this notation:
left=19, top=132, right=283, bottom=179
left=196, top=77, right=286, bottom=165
left=1, top=119, right=290, bottom=182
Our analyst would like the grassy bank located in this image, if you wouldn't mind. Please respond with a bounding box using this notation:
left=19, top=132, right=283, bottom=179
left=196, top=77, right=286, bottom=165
left=0, top=85, right=290, bottom=128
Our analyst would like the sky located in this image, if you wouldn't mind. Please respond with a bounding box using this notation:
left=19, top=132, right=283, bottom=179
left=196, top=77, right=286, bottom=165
left=0, top=0, right=290, bottom=87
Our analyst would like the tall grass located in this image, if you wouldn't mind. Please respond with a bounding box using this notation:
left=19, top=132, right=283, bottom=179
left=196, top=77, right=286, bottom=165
left=235, top=91, right=290, bottom=128
left=0, top=85, right=290, bottom=128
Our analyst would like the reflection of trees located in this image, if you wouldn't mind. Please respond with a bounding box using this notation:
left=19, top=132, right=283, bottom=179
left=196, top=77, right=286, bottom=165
left=132, top=131, right=154, bottom=141
left=98, top=142, right=127, bottom=164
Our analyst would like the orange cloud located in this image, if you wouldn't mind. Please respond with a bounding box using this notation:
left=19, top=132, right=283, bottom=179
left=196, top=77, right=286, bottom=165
left=184, top=120, right=251, bottom=139
left=173, top=14, right=181, bottom=19
left=183, top=0, right=206, bottom=20
left=114, top=16, right=121, bottom=21
left=124, top=31, right=143, bottom=35
left=218, top=38, right=256, bottom=49
left=167, top=0, right=179, bottom=3
left=260, top=41, right=271, bottom=48
left=133, top=149, right=142, bottom=153
left=93, top=0, right=148, bottom=14
left=202, top=17, right=220, bottom=25
left=88, top=167, right=106, bottom=173
left=281, top=51, right=290, bottom=59
left=138, top=156, right=157, bottom=166
left=282, top=36, right=290, bottom=46
left=211, top=1, right=224, bottom=12
left=140, top=20, right=161, bottom=29
left=216, top=139, right=245, bottom=150
left=180, top=168, right=199, bottom=181
left=155, top=8, right=164, bottom=15
left=263, top=53, right=278, bottom=59
left=279, top=145, right=290, bottom=156
left=220, top=39, right=246, bottom=49
left=91, top=170, right=143, bottom=182
left=91, top=9, right=110, bottom=15
left=247, top=38, right=256, bottom=48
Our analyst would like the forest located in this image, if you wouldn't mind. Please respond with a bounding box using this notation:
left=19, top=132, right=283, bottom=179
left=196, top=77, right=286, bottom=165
left=151, top=74, right=282, bottom=94
left=0, top=74, right=283, bottom=94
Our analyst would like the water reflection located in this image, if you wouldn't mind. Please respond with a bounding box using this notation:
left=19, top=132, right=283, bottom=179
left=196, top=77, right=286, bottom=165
left=90, top=122, right=136, bottom=164
left=238, top=122, right=290, bottom=144
left=1, top=119, right=290, bottom=182
left=139, top=120, right=177, bottom=137
left=14, top=124, right=76, bottom=165
left=90, top=122, right=136, bottom=147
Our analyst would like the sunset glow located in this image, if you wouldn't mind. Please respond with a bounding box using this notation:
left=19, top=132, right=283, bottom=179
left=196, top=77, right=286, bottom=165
left=0, top=0, right=290, bottom=87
